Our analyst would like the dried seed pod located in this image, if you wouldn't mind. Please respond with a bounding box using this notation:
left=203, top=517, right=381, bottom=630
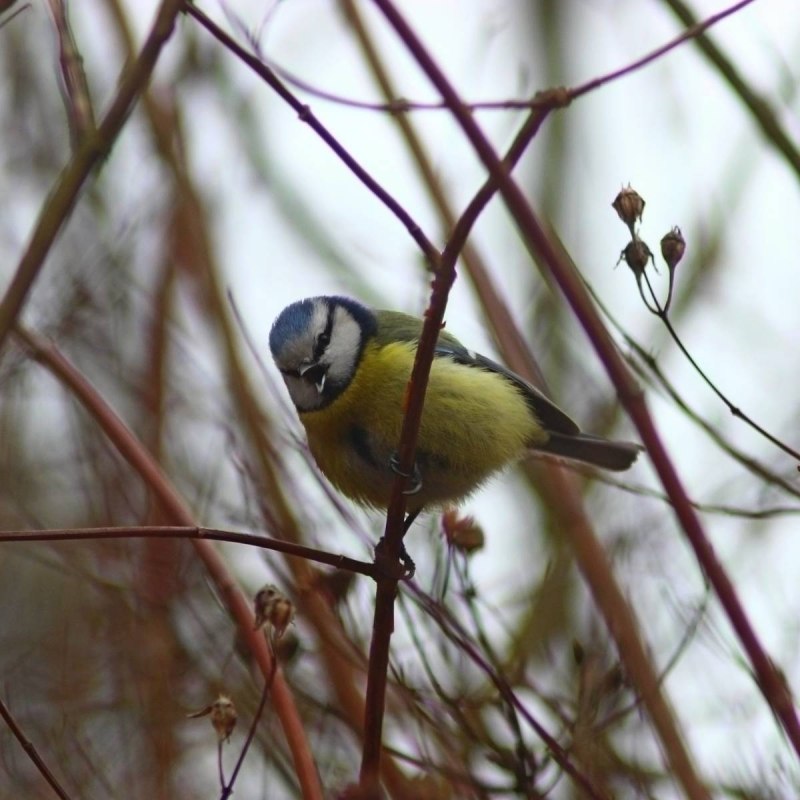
left=612, top=185, right=646, bottom=233
left=253, top=584, right=294, bottom=639
left=619, top=238, right=653, bottom=278
left=441, top=508, right=485, bottom=555
left=661, top=226, right=686, bottom=271
left=187, top=693, right=237, bottom=743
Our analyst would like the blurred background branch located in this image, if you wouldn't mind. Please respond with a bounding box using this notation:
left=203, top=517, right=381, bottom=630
left=1, top=1, right=799, bottom=798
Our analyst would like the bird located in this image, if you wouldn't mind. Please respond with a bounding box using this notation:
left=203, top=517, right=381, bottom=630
left=269, top=296, right=639, bottom=516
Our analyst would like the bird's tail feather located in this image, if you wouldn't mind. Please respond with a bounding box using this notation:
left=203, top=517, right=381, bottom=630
left=537, top=432, right=641, bottom=472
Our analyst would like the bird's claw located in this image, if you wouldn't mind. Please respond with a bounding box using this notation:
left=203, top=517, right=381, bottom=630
left=399, top=544, right=416, bottom=579
left=374, top=536, right=416, bottom=580
left=389, top=453, right=422, bottom=496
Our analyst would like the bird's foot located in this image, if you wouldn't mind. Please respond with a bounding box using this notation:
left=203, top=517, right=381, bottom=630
left=398, top=543, right=416, bottom=579
left=389, top=453, right=422, bottom=496
left=374, top=535, right=416, bottom=580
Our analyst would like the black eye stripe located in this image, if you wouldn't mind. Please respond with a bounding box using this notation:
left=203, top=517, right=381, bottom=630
left=313, top=306, right=335, bottom=360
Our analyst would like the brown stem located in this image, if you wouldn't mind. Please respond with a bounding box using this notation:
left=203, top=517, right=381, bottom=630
left=370, top=3, right=729, bottom=798
left=0, top=695, right=74, bottom=800
left=14, top=327, right=324, bottom=800
left=0, top=0, right=185, bottom=350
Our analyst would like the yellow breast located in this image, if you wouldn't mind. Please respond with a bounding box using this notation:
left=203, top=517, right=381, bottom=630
left=300, top=341, right=544, bottom=508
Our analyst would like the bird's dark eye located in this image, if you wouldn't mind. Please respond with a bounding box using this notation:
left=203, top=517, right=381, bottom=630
left=313, top=330, right=331, bottom=361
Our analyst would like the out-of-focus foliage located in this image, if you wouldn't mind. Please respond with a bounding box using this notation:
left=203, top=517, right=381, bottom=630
left=1, top=1, right=799, bottom=798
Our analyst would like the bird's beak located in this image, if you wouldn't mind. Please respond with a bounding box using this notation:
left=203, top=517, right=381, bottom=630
left=298, top=360, right=327, bottom=393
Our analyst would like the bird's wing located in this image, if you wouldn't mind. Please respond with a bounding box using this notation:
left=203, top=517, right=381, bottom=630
left=373, top=310, right=581, bottom=436
left=434, top=343, right=581, bottom=436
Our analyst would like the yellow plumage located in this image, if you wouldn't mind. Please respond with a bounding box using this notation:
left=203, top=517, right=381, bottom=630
left=301, top=339, right=545, bottom=508
left=270, top=297, right=639, bottom=514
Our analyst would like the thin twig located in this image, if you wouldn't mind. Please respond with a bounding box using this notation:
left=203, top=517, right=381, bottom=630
left=0, top=695, right=74, bottom=800
left=0, top=0, right=185, bottom=351
left=659, top=312, right=800, bottom=463
left=582, top=278, right=800, bottom=499
left=221, top=658, right=278, bottom=800
left=183, top=1, right=440, bottom=267
left=14, top=326, right=324, bottom=800
left=640, top=266, right=800, bottom=463
left=371, top=3, right=726, bottom=798
left=0, top=524, right=376, bottom=577
left=217, top=741, right=226, bottom=792
left=568, top=0, right=756, bottom=102
left=0, top=3, right=31, bottom=31
left=261, top=0, right=755, bottom=115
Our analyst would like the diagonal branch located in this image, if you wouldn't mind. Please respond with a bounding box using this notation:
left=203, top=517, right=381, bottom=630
left=374, top=0, right=800, bottom=792
left=14, top=326, right=324, bottom=800
left=368, top=3, right=718, bottom=799
left=183, top=1, right=440, bottom=267
left=0, top=0, right=185, bottom=351
left=0, top=696, right=73, bottom=800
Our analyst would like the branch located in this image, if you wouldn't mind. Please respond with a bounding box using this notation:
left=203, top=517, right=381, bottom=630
left=0, top=525, right=375, bottom=577
left=183, top=1, right=439, bottom=266
left=374, top=0, right=800, bottom=788
left=0, top=0, right=185, bottom=351
left=0, top=696, right=73, bottom=800
left=14, top=326, right=324, bottom=800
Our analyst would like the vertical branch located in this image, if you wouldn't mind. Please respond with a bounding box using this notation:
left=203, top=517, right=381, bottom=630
left=359, top=252, right=451, bottom=791
left=46, top=0, right=97, bottom=148
left=371, top=3, right=718, bottom=799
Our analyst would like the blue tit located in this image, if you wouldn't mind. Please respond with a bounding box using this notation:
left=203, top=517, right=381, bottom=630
left=269, top=296, right=639, bottom=513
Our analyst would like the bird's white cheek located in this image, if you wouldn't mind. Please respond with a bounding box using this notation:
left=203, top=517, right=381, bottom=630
left=283, top=374, right=324, bottom=412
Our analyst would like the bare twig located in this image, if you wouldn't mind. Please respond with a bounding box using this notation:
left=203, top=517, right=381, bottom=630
left=639, top=266, right=800, bottom=463
left=221, top=660, right=278, bottom=800
left=14, top=326, right=324, bottom=800
left=658, top=311, right=800, bottom=463
left=374, top=0, right=800, bottom=788
left=583, top=278, right=800, bottom=499
left=0, top=695, right=73, bottom=800
left=270, top=0, right=756, bottom=115
left=46, top=0, right=97, bottom=147
left=0, top=0, right=185, bottom=350
left=568, top=0, right=756, bottom=103
left=0, top=523, right=376, bottom=577
left=183, top=1, right=440, bottom=267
